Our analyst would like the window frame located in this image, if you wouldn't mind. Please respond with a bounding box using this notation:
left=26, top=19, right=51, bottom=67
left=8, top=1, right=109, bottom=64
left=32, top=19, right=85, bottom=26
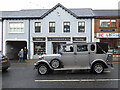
left=63, top=22, right=70, bottom=33
left=34, top=22, right=41, bottom=33
left=49, top=22, right=55, bottom=33
left=8, top=22, right=24, bottom=33
left=78, top=21, right=85, bottom=33
left=100, top=19, right=116, bottom=28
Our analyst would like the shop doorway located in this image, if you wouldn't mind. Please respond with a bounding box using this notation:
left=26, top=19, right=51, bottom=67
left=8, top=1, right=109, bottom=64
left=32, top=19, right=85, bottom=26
left=52, top=42, right=66, bottom=54
left=6, top=41, right=27, bottom=60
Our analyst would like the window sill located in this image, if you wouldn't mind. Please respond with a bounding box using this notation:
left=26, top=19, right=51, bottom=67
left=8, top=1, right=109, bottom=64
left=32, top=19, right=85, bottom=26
left=99, top=27, right=117, bottom=29
left=63, top=32, right=70, bottom=33
left=78, top=32, right=86, bottom=34
left=34, top=32, right=41, bottom=34
left=8, top=32, right=24, bottom=34
left=49, top=32, right=55, bottom=34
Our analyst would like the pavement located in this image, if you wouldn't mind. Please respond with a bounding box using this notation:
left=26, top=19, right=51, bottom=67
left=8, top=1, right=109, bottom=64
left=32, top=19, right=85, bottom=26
left=113, top=57, right=120, bottom=62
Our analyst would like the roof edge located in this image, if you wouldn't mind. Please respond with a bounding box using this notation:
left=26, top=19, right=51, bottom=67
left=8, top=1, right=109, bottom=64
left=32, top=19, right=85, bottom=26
left=40, top=3, right=78, bottom=18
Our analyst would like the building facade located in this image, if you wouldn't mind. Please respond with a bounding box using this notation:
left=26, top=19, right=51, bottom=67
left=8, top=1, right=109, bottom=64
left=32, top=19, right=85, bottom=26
left=94, top=10, right=120, bottom=57
left=1, top=3, right=94, bottom=59
left=0, top=18, right=2, bottom=52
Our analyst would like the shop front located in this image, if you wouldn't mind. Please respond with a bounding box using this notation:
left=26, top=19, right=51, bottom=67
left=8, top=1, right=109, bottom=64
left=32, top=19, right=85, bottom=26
left=47, top=37, right=71, bottom=54
left=33, top=37, right=46, bottom=59
left=32, top=37, right=87, bottom=59
left=96, top=33, right=120, bottom=56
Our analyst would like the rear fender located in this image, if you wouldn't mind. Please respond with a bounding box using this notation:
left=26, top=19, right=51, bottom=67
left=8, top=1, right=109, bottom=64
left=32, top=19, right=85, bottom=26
left=91, top=59, right=108, bottom=68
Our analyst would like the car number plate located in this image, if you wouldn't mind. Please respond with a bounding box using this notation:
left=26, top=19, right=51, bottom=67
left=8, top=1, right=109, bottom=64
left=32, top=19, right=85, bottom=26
left=1, top=60, right=7, bottom=63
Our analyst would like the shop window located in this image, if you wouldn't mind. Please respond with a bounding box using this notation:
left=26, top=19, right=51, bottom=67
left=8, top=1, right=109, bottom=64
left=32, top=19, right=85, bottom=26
left=101, top=39, right=120, bottom=55
left=63, top=22, right=70, bottom=33
left=100, top=20, right=116, bottom=27
left=34, top=42, right=46, bottom=55
left=100, top=20, right=110, bottom=27
left=35, top=22, right=41, bottom=33
left=9, top=22, right=24, bottom=33
left=78, top=22, right=85, bottom=32
left=49, top=22, right=55, bottom=33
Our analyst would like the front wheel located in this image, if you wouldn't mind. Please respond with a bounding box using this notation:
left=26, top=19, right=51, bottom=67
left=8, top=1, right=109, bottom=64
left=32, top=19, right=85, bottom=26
left=92, top=63, right=104, bottom=74
left=37, top=64, right=50, bottom=75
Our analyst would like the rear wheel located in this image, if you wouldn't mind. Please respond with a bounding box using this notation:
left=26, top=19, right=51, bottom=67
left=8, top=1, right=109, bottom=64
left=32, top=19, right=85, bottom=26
left=92, top=63, right=104, bottom=74
left=50, top=59, right=60, bottom=69
left=37, top=64, right=50, bottom=75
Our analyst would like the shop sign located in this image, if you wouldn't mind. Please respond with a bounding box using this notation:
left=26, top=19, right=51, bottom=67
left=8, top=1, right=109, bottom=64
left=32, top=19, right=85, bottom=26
left=96, top=33, right=120, bottom=38
left=48, top=37, right=71, bottom=41
left=33, top=37, right=46, bottom=41
left=73, top=37, right=86, bottom=41
left=101, top=29, right=115, bottom=31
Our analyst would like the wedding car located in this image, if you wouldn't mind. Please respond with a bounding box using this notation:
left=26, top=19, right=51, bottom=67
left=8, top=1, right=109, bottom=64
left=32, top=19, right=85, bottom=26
left=34, top=42, right=113, bottom=75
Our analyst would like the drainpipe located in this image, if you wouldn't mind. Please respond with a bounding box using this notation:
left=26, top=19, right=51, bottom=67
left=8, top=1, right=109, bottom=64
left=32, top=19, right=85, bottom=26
left=28, top=19, right=30, bottom=59
left=2, top=19, right=3, bottom=53
left=91, top=18, right=92, bottom=42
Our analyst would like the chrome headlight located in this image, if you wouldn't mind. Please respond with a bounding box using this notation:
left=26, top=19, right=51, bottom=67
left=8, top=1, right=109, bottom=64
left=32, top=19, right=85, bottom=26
left=34, top=61, right=39, bottom=66
left=39, top=56, right=44, bottom=60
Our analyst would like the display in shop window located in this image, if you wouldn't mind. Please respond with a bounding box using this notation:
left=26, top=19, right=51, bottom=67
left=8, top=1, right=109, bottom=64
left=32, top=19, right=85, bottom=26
left=34, top=42, right=46, bottom=55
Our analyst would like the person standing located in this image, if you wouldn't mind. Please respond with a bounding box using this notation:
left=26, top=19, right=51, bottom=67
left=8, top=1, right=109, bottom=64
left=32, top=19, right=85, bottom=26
left=18, top=49, right=24, bottom=62
left=23, top=47, right=28, bottom=60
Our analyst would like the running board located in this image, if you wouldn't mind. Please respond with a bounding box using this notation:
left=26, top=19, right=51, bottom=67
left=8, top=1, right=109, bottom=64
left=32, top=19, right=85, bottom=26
left=54, top=68, right=90, bottom=71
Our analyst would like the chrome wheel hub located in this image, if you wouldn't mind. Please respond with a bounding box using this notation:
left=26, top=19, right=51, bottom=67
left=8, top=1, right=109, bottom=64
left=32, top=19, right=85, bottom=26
left=51, top=60, right=59, bottom=68
left=39, top=65, right=47, bottom=74
left=94, top=64, right=103, bottom=73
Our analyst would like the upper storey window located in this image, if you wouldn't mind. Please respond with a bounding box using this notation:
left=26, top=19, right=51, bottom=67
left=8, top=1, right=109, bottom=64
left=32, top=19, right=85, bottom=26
left=63, top=22, right=70, bottom=33
left=35, top=22, right=41, bottom=33
left=78, top=21, right=85, bottom=33
left=9, top=22, right=24, bottom=33
left=49, top=22, right=55, bottom=33
left=100, top=20, right=116, bottom=27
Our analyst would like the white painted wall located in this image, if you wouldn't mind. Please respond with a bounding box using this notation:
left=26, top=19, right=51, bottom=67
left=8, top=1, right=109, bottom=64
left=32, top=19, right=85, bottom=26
left=0, top=20, right=2, bottom=51
left=94, top=38, right=100, bottom=42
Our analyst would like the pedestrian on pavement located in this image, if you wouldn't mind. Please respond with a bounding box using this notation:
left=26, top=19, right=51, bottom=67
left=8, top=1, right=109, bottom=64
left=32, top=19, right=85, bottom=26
left=18, top=49, right=24, bottom=62
left=23, top=47, right=28, bottom=60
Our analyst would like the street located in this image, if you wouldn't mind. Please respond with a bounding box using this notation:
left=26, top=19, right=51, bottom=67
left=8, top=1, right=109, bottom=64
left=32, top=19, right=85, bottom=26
left=1, top=60, right=120, bottom=89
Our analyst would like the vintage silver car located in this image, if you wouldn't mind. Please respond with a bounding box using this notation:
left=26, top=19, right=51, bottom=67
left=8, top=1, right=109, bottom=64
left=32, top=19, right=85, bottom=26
left=34, top=42, right=113, bottom=75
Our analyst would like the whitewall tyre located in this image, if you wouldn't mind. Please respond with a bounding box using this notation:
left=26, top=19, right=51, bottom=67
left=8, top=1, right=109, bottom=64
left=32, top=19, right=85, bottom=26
left=38, top=64, right=50, bottom=75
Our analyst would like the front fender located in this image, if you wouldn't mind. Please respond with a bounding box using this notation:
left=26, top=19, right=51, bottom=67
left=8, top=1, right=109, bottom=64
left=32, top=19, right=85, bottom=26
left=34, top=59, right=53, bottom=70
left=91, top=59, right=108, bottom=68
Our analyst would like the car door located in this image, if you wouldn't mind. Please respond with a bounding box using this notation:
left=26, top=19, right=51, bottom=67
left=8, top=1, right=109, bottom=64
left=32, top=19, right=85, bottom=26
left=74, top=44, right=90, bottom=69
left=61, top=44, right=77, bottom=68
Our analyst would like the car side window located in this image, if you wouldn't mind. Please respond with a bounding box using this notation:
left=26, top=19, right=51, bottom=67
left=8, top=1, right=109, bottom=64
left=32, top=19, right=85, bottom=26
left=91, top=44, right=95, bottom=51
left=77, top=45, right=88, bottom=52
left=63, top=45, right=74, bottom=52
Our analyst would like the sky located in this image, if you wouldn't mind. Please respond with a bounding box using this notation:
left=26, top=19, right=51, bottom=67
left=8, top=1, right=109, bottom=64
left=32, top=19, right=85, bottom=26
left=0, top=0, right=120, bottom=11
